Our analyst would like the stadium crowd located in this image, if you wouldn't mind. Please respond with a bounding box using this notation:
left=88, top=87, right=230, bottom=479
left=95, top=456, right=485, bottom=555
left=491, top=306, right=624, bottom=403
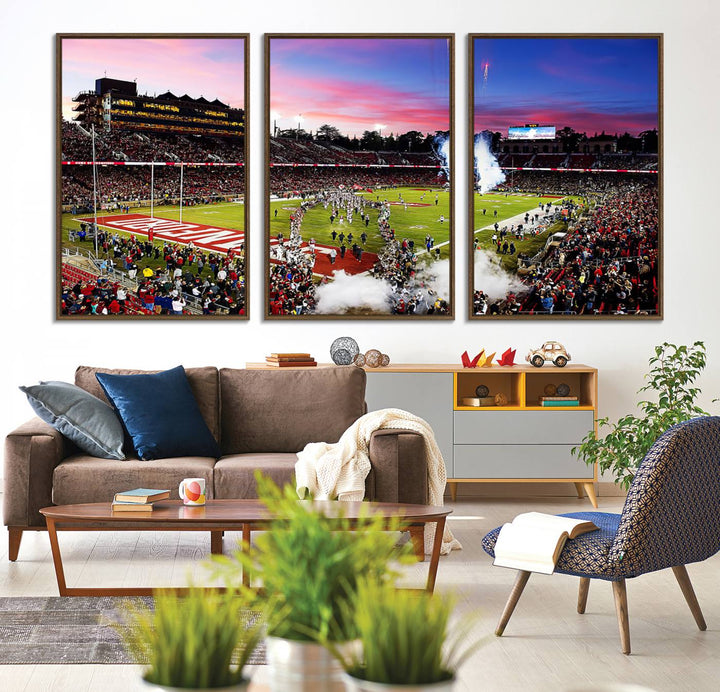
left=268, top=188, right=449, bottom=316
left=474, top=176, right=659, bottom=316
left=62, top=231, right=245, bottom=316
left=62, top=166, right=244, bottom=209
left=62, top=121, right=245, bottom=163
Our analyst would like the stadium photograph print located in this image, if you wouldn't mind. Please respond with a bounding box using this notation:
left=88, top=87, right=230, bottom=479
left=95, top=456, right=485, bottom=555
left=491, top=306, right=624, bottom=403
left=265, top=34, right=454, bottom=319
left=469, top=35, right=662, bottom=319
left=57, top=34, right=249, bottom=319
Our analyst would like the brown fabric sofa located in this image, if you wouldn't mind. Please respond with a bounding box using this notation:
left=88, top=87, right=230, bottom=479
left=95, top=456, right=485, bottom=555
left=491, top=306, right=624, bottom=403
left=4, top=365, right=427, bottom=560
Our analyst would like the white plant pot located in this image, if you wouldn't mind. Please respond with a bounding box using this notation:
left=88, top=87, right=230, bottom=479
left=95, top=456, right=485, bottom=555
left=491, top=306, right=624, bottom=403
left=341, top=672, right=456, bottom=692
left=265, top=636, right=346, bottom=692
left=141, top=677, right=250, bottom=691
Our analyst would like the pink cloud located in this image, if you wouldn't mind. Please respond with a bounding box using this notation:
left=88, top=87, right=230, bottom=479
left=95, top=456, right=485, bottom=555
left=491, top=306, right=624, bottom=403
left=270, top=68, right=449, bottom=135
left=62, top=38, right=245, bottom=110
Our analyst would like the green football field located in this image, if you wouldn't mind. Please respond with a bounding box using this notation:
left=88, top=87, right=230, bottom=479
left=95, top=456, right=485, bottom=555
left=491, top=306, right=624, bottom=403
left=60, top=201, right=245, bottom=282
left=269, top=186, right=451, bottom=259
left=473, top=191, right=572, bottom=273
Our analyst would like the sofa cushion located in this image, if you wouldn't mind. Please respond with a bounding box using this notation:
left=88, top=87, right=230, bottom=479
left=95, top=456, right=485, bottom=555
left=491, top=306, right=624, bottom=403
left=213, top=453, right=299, bottom=499
left=219, top=367, right=366, bottom=454
left=19, top=381, right=125, bottom=460
left=75, top=366, right=220, bottom=441
left=53, top=454, right=216, bottom=505
left=95, top=366, right=221, bottom=461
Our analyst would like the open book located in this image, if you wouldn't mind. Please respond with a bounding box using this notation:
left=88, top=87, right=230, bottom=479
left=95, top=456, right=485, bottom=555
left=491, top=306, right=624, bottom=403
left=493, top=512, right=599, bottom=574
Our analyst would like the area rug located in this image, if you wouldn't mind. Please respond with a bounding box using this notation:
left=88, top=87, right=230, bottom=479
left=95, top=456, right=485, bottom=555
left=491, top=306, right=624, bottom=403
left=0, top=597, right=266, bottom=665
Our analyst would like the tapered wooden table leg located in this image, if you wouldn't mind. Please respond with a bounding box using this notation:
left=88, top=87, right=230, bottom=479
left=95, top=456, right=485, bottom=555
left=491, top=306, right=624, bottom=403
left=425, top=517, right=446, bottom=594
left=241, top=524, right=251, bottom=587
left=573, top=483, right=585, bottom=499
left=612, top=579, right=631, bottom=655
left=46, top=518, right=68, bottom=597
left=583, top=482, right=598, bottom=508
left=210, top=530, right=223, bottom=555
left=672, top=565, right=707, bottom=630
left=496, top=570, right=531, bottom=636
left=448, top=482, right=458, bottom=502
left=408, top=525, right=425, bottom=562
left=577, top=577, right=590, bottom=614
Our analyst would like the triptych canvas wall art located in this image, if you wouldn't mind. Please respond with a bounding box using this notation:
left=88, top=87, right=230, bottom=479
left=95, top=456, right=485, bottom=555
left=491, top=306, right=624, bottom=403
left=56, top=33, right=661, bottom=321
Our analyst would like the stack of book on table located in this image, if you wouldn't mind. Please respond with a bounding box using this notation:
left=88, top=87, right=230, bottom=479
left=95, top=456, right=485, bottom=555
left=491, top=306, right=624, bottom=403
left=265, top=353, right=317, bottom=367
left=111, top=488, right=170, bottom=512
left=538, top=396, right=580, bottom=407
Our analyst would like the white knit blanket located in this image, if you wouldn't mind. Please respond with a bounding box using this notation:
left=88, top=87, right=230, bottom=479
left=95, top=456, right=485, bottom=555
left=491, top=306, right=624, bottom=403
left=295, top=408, right=462, bottom=556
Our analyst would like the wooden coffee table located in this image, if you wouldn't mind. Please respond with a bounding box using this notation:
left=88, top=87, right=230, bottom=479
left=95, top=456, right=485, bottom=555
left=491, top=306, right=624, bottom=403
left=40, top=499, right=451, bottom=597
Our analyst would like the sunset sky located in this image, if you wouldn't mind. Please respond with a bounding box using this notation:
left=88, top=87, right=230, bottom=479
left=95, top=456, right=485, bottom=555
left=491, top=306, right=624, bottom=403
left=61, top=37, right=245, bottom=122
left=473, top=37, right=659, bottom=136
left=269, top=37, right=451, bottom=137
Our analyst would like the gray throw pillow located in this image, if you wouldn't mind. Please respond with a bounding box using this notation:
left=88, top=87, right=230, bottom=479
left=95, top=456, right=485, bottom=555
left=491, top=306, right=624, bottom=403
left=20, top=381, right=125, bottom=460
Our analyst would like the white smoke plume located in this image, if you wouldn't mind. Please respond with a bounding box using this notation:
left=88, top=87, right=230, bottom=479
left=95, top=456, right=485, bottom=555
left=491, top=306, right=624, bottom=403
left=314, top=270, right=394, bottom=314
left=433, top=133, right=450, bottom=181
left=414, top=258, right=450, bottom=303
left=474, top=133, right=506, bottom=193
left=473, top=250, right=526, bottom=299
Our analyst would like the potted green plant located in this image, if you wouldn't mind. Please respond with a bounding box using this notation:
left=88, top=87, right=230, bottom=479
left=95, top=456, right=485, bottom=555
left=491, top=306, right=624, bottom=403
left=330, top=579, right=482, bottom=691
left=209, top=474, right=412, bottom=692
left=573, top=342, right=715, bottom=489
left=119, top=587, right=262, bottom=691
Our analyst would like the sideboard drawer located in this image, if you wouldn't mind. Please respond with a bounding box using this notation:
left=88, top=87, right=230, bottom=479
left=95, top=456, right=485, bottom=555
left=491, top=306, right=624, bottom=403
left=453, top=444, right=594, bottom=479
left=453, top=410, right=594, bottom=445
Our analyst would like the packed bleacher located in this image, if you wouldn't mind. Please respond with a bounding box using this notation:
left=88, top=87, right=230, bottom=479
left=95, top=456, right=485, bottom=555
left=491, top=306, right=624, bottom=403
left=269, top=136, right=437, bottom=167
left=62, top=166, right=245, bottom=209
left=61, top=231, right=245, bottom=317
left=61, top=121, right=245, bottom=163
left=269, top=166, right=444, bottom=196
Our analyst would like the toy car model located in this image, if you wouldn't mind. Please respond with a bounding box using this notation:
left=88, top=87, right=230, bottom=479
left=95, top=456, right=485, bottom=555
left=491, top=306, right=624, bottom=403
left=526, top=341, right=571, bottom=368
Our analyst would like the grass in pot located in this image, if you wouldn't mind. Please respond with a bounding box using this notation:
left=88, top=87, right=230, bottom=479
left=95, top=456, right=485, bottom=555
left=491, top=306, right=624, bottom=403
left=118, top=586, right=262, bottom=691
left=208, top=473, right=413, bottom=692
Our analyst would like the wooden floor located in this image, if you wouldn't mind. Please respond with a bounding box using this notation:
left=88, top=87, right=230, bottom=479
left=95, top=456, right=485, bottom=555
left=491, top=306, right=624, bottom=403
left=1, top=494, right=718, bottom=691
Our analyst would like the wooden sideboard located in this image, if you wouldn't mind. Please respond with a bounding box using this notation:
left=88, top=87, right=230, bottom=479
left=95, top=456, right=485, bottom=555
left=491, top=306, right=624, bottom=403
left=245, top=363, right=599, bottom=506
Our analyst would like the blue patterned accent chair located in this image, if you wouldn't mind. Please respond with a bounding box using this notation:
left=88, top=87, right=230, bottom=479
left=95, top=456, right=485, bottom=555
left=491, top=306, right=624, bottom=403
left=482, top=416, right=720, bottom=654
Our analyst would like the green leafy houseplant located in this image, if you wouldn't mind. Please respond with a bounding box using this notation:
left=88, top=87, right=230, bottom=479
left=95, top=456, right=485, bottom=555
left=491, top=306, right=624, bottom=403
left=209, top=473, right=412, bottom=643
left=332, top=579, right=483, bottom=688
left=119, top=587, right=262, bottom=689
left=573, top=342, right=714, bottom=489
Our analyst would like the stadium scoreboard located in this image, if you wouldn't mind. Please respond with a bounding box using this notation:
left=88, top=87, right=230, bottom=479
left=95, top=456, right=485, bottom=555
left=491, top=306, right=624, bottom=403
left=508, top=125, right=556, bottom=140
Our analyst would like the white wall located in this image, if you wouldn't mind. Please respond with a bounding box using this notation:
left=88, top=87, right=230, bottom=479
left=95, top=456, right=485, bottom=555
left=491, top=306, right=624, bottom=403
left=1, top=0, right=719, bottom=441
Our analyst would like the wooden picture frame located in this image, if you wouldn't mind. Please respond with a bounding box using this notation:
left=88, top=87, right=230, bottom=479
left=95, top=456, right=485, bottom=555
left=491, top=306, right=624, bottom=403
left=468, top=34, right=662, bottom=320
left=265, top=34, right=454, bottom=319
left=57, top=33, right=249, bottom=319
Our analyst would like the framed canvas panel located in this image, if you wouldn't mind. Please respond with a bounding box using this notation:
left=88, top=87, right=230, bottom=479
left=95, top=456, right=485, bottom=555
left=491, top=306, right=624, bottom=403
left=469, top=34, right=662, bottom=319
left=265, top=34, right=454, bottom=319
left=57, top=34, right=249, bottom=319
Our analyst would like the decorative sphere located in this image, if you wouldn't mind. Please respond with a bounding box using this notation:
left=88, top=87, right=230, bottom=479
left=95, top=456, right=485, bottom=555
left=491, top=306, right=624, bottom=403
left=557, top=383, right=571, bottom=396
left=365, top=349, right=382, bottom=368
left=475, top=384, right=490, bottom=398
left=494, top=392, right=508, bottom=406
left=330, top=337, right=359, bottom=365
left=332, top=349, right=353, bottom=366
left=544, top=384, right=557, bottom=396
left=353, top=353, right=366, bottom=367
left=380, top=353, right=390, bottom=367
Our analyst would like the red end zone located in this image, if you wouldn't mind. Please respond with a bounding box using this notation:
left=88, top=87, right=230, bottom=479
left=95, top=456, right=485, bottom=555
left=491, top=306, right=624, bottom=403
left=270, top=240, right=377, bottom=277
left=78, top=214, right=245, bottom=254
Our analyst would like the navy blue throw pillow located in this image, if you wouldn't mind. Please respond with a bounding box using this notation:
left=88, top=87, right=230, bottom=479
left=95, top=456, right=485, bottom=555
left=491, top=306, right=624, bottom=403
left=95, top=366, right=220, bottom=460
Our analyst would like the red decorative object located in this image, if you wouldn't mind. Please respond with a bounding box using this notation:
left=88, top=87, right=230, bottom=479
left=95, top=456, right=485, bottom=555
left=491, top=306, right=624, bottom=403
left=461, top=350, right=484, bottom=368
left=497, top=348, right=517, bottom=366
